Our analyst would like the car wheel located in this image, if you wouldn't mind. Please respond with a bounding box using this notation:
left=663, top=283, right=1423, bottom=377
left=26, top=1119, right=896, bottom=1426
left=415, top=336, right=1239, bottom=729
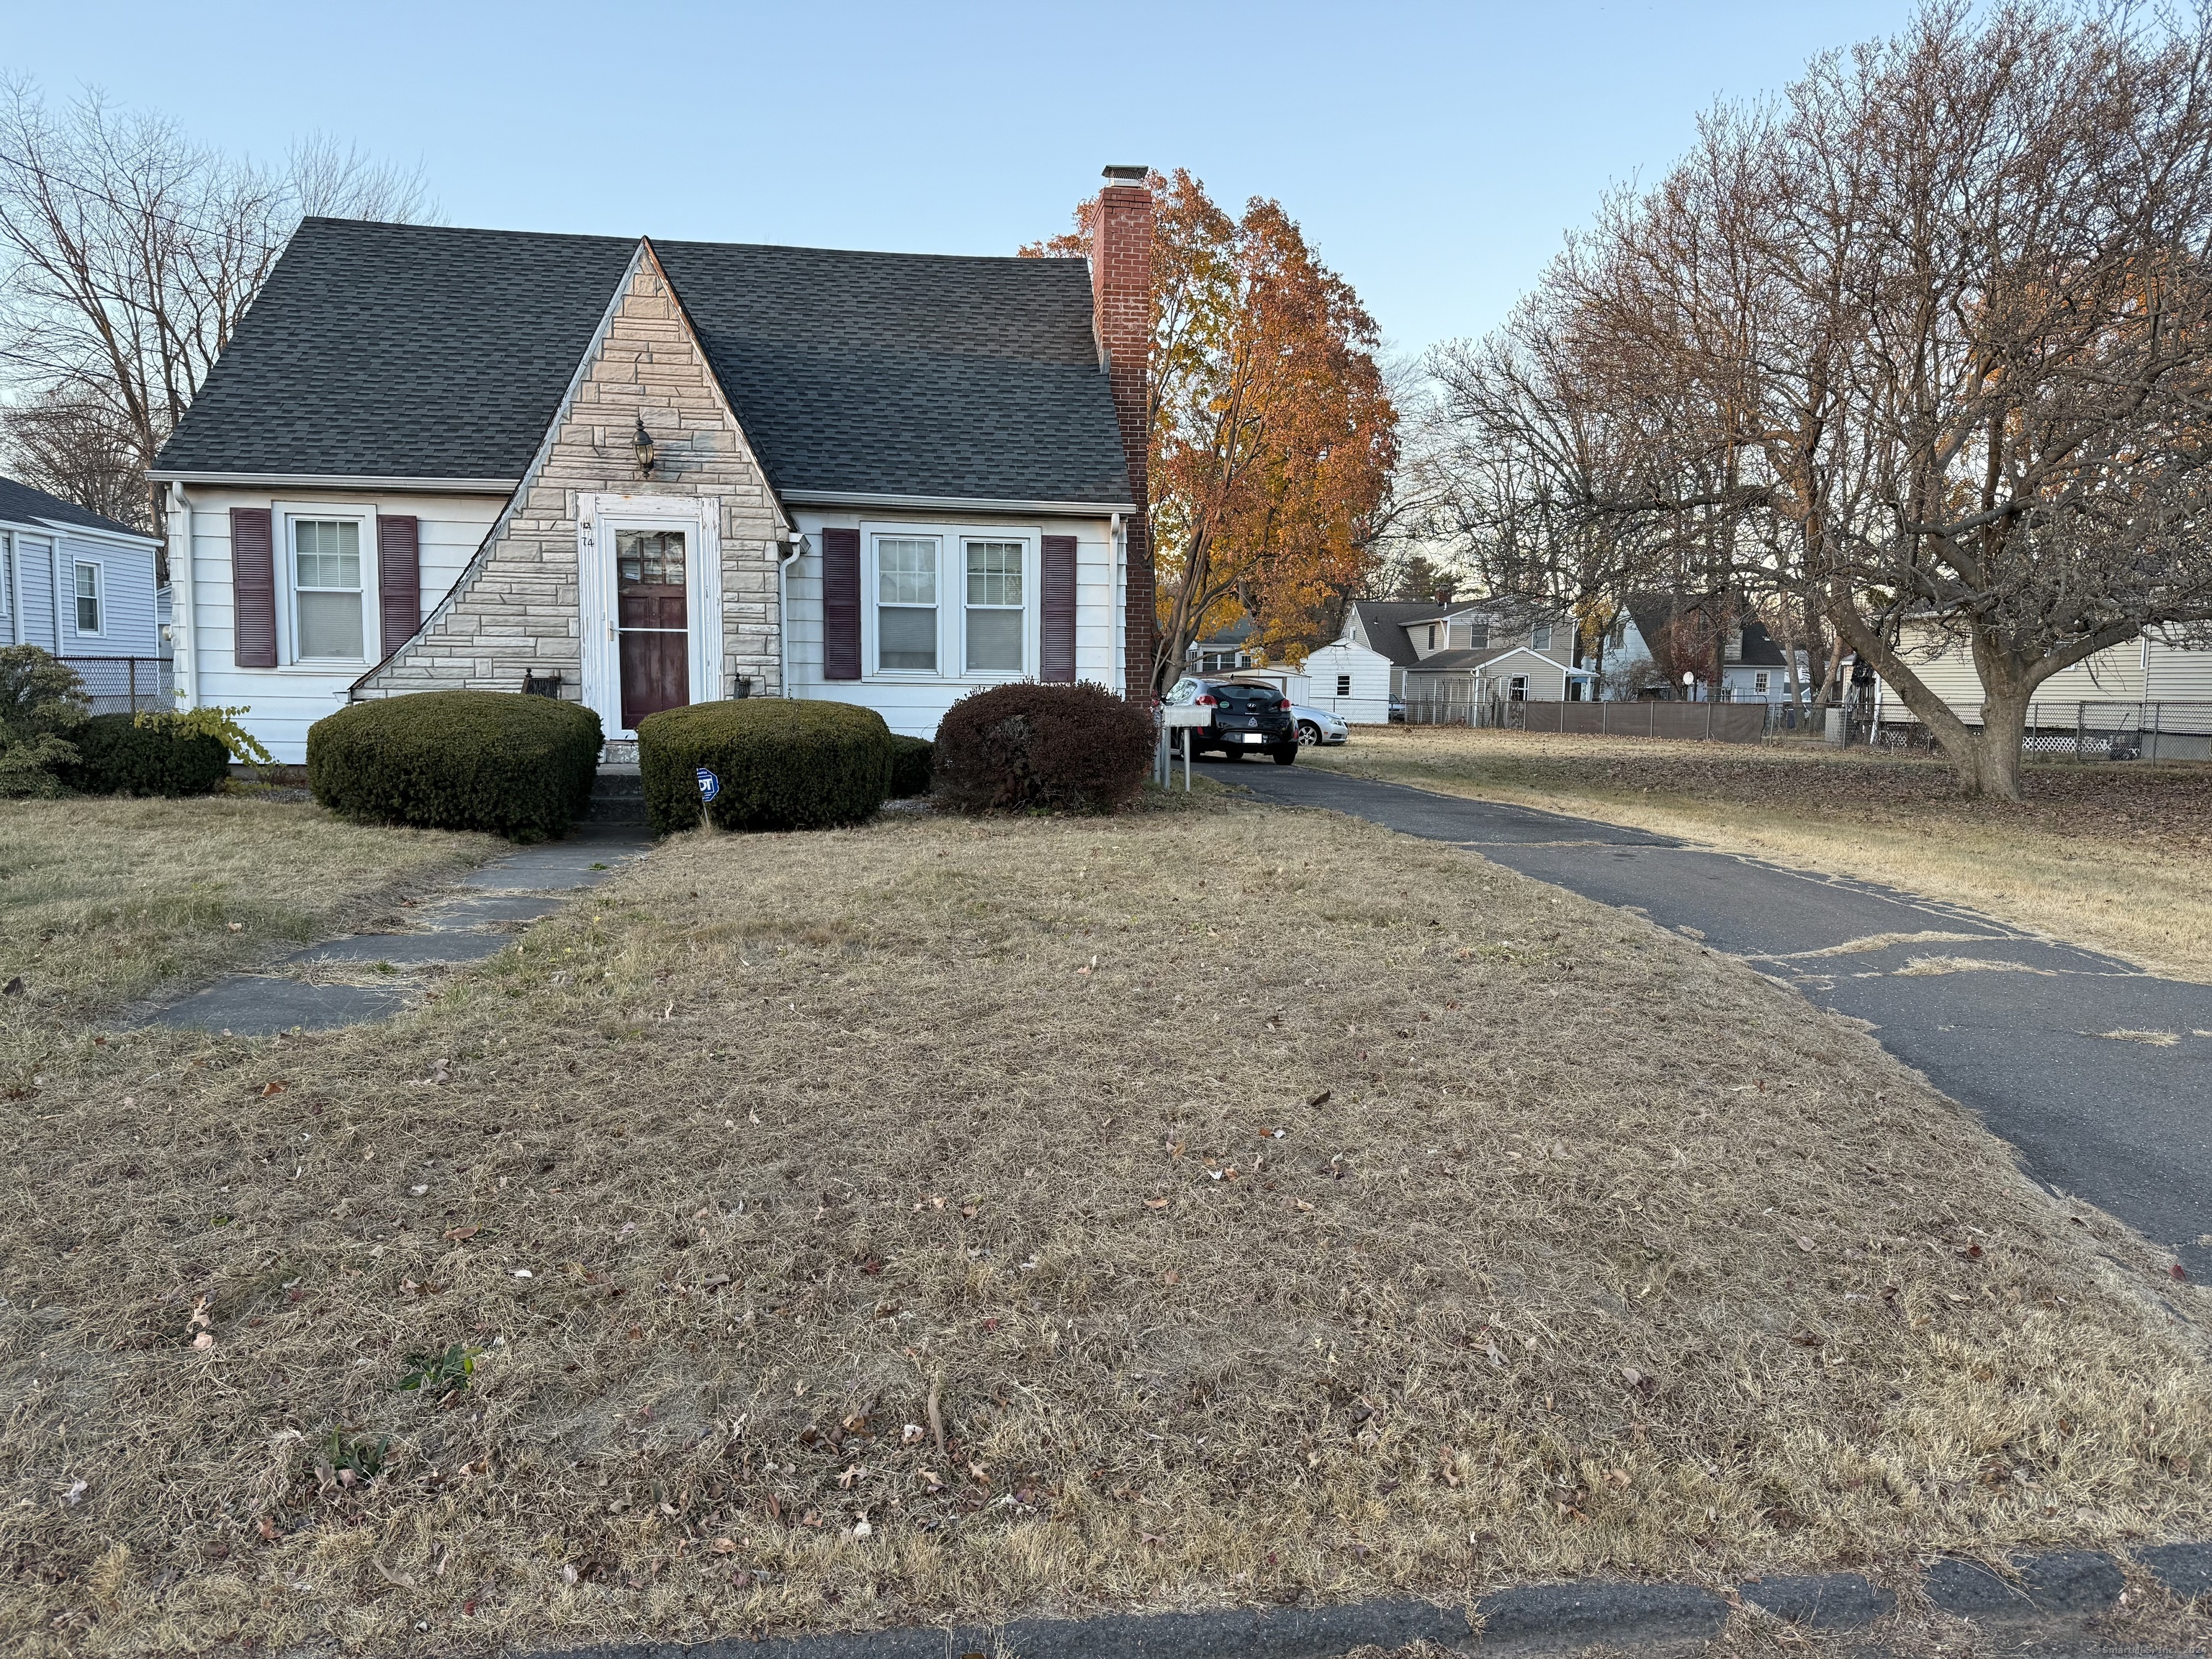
left=1272, top=745, right=1298, bottom=765
left=1298, top=721, right=1321, bottom=746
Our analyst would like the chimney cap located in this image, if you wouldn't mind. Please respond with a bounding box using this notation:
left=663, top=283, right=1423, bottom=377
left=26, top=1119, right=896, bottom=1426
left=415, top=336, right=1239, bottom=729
left=1101, top=164, right=1148, bottom=187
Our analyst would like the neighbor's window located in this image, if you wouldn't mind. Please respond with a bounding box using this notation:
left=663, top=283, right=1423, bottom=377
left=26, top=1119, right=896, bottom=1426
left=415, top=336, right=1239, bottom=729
left=1426, top=624, right=1438, bottom=650
left=1532, top=623, right=1552, bottom=650
left=1336, top=673, right=1352, bottom=696
left=876, top=536, right=938, bottom=671
left=1754, top=671, right=1771, bottom=694
left=292, top=519, right=364, bottom=659
left=1465, top=622, right=1491, bottom=649
left=73, top=562, right=101, bottom=634
left=1509, top=675, right=1529, bottom=701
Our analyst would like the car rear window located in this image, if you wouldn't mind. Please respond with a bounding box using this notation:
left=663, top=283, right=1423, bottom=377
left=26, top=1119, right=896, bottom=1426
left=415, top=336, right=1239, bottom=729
left=1215, top=685, right=1282, bottom=709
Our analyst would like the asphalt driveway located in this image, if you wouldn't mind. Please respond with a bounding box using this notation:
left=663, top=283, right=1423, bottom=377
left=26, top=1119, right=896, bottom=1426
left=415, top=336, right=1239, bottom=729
left=1229, top=760, right=2212, bottom=1275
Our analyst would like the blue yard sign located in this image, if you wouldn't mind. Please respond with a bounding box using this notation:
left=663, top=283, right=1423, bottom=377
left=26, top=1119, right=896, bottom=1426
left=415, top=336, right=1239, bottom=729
left=696, top=767, right=721, bottom=804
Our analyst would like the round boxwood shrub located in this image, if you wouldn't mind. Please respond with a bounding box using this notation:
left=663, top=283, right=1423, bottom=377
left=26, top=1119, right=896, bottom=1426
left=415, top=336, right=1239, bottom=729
left=932, top=681, right=1155, bottom=814
left=637, top=699, right=891, bottom=835
left=887, top=734, right=934, bottom=799
left=307, top=691, right=602, bottom=841
left=66, top=713, right=231, bottom=796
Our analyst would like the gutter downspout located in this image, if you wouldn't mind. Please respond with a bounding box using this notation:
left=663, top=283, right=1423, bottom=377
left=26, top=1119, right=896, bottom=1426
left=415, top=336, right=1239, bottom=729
left=169, top=483, right=195, bottom=709
left=778, top=533, right=806, bottom=698
left=1110, top=511, right=1124, bottom=694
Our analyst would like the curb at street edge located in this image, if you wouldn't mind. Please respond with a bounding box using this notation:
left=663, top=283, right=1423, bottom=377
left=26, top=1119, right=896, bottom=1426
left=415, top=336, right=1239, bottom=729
left=535, top=1544, right=2212, bottom=1659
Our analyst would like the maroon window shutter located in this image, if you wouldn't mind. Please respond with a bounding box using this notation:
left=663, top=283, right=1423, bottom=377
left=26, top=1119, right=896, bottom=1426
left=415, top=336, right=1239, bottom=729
left=1040, top=534, right=1078, bottom=682
left=377, top=515, right=421, bottom=660
left=230, top=508, right=277, bottom=668
left=822, top=528, right=862, bottom=680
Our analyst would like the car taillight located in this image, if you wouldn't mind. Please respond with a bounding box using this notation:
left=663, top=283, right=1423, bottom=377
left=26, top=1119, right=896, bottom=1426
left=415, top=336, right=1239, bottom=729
left=1278, top=699, right=1292, bottom=711
left=1195, top=693, right=1217, bottom=706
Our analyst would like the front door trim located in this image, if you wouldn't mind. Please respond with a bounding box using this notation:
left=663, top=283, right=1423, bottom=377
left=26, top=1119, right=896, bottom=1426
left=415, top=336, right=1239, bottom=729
left=577, top=492, right=724, bottom=739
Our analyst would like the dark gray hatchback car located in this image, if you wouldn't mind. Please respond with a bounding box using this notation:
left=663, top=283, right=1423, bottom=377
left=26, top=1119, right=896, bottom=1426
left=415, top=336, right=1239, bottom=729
left=1163, top=676, right=1299, bottom=764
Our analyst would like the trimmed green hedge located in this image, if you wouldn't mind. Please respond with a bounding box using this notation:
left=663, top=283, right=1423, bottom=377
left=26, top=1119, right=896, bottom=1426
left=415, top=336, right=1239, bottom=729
left=307, top=691, right=602, bottom=841
left=637, top=699, right=891, bottom=835
left=66, top=713, right=231, bottom=797
left=932, top=681, right=1155, bottom=814
left=887, top=734, right=934, bottom=799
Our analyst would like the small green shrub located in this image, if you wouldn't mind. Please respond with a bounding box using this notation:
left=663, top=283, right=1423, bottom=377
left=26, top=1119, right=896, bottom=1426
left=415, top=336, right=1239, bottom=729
left=932, top=681, right=1155, bottom=814
left=637, top=699, right=891, bottom=835
left=398, top=1343, right=482, bottom=1397
left=0, top=645, right=87, bottom=798
left=306, top=691, right=601, bottom=841
left=887, top=734, right=934, bottom=799
left=66, top=712, right=231, bottom=796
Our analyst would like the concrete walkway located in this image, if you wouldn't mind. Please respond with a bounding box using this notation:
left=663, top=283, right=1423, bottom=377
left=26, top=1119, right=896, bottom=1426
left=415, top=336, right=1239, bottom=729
left=1230, top=760, right=2212, bottom=1275
left=144, top=826, right=652, bottom=1038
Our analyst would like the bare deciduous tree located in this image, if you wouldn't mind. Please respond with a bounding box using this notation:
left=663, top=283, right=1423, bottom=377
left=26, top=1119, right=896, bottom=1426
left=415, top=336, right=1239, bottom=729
left=0, top=78, right=430, bottom=536
left=1430, top=1, right=2212, bottom=798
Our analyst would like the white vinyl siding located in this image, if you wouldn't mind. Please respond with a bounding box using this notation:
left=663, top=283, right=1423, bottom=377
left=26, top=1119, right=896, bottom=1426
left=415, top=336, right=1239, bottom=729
left=176, top=487, right=505, bottom=763
left=783, top=511, right=1115, bottom=738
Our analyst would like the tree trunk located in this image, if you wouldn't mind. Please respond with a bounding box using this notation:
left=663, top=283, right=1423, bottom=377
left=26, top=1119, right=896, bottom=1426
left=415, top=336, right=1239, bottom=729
left=1953, top=685, right=2031, bottom=801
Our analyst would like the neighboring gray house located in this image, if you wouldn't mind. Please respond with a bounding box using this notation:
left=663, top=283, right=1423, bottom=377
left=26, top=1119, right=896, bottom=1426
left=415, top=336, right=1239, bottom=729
left=1, top=475, right=166, bottom=709
left=1323, top=598, right=1592, bottom=714
left=1617, top=597, right=1807, bottom=702
left=150, top=171, right=1156, bottom=762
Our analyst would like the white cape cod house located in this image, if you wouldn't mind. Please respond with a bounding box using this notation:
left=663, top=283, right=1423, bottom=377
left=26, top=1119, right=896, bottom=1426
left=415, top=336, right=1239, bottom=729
left=150, top=171, right=1157, bottom=761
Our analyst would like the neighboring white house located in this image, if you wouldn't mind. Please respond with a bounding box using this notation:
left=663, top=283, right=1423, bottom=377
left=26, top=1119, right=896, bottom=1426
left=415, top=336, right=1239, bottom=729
left=1323, top=598, right=1593, bottom=714
left=1880, top=627, right=2212, bottom=758
left=1298, top=637, right=1394, bottom=724
left=150, top=171, right=1158, bottom=761
left=1, top=475, right=166, bottom=711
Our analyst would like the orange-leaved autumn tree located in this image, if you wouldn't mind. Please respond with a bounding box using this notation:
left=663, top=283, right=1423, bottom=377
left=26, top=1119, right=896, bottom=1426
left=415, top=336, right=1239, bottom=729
left=1023, top=169, right=1397, bottom=687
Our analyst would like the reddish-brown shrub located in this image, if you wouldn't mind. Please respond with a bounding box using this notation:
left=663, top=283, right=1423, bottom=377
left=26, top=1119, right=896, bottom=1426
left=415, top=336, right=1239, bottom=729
left=932, top=682, right=1154, bottom=814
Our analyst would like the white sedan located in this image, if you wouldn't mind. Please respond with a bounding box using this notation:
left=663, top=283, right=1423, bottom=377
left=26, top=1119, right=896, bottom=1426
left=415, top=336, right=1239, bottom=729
left=1290, top=705, right=1349, bottom=746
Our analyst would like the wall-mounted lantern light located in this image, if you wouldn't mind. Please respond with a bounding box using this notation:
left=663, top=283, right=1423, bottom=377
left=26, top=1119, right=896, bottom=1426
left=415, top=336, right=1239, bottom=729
left=633, top=416, right=657, bottom=478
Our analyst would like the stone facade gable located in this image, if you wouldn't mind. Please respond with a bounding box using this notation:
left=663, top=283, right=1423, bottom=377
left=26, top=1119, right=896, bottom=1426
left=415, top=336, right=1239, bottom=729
left=360, top=247, right=785, bottom=703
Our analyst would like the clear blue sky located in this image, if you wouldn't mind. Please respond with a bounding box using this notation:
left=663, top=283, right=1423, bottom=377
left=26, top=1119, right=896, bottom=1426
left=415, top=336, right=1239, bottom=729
left=6, top=1, right=1918, bottom=357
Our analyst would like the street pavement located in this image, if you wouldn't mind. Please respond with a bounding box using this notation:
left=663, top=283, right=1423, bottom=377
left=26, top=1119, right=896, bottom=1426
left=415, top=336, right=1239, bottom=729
left=1228, top=759, right=2212, bottom=1275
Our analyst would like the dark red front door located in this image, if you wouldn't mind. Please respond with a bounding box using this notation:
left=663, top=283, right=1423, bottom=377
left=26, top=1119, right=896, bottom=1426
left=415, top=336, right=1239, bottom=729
left=617, top=529, right=688, bottom=731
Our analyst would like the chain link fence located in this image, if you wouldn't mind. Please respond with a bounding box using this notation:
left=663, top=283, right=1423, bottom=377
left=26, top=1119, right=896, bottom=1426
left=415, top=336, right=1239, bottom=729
left=63, top=656, right=174, bottom=716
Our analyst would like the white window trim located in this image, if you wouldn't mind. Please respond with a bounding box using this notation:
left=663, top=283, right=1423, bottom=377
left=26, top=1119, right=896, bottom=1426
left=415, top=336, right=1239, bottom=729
left=860, top=520, right=1039, bottom=684
left=271, top=501, right=379, bottom=669
left=71, top=557, right=104, bottom=638
left=0, top=531, right=12, bottom=624
left=575, top=492, right=724, bottom=741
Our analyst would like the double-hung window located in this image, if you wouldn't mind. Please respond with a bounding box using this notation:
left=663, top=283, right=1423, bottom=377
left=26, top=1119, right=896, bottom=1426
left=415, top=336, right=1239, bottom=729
left=963, top=540, right=1023, bottom=673
left=876, top=536, right=938, bottom=671
left=293, top=518, right=365, bottom=660
left=73, top=562, right=102, bottom=634
left=1532, top=623, right=1552, bottom=651
left=1464, top=622, right=1491, bottom=649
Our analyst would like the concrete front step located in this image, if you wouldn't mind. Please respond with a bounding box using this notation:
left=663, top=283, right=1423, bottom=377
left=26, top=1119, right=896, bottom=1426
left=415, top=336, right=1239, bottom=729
left=586, top=763, right=648, bottom=825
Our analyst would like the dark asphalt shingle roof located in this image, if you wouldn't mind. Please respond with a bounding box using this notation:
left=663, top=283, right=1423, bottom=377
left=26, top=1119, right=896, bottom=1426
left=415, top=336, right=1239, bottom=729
left=0, top=474, right=148, bottom=538
left=1347, top=601, right=1442, bottom=668
left=158, top=222, right=635, bottom=482
left=155, top=218, right=1135, bottom=507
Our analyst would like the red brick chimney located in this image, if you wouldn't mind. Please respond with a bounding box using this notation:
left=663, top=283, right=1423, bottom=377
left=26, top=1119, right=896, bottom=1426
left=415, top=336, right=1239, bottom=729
left=1094, top=164, right=1155, bottom=698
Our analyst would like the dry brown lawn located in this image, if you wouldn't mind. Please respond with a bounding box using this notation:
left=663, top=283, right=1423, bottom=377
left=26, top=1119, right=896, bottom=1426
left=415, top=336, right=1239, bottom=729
left=1302, top=727, right=2212, bottom=983
left=6, top=792, right=2211, bottom=1656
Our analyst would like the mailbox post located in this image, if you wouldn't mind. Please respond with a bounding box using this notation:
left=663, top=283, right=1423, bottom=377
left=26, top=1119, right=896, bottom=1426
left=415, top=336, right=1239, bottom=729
left=1160, top=705, right=1210, bottom=793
